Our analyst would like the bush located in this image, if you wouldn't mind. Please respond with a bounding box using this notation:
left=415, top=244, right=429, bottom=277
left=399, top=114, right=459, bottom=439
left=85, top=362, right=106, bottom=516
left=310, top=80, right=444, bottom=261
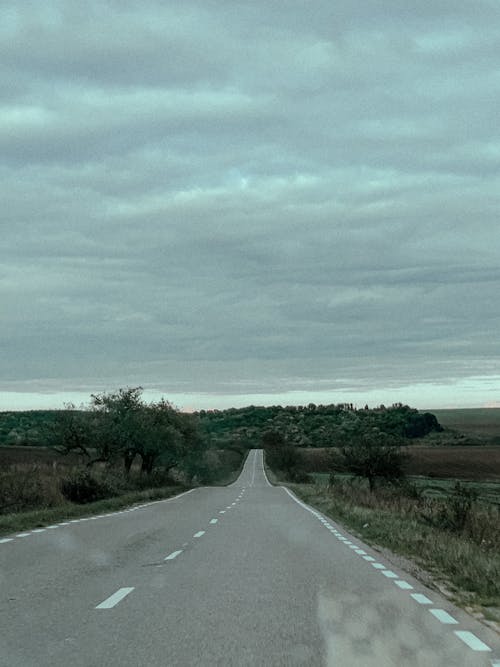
left=0, top=466, right=63, bottom=513
left=60, top=470, right=118, bottom=504
left=288, top=468, right=313, bottom=483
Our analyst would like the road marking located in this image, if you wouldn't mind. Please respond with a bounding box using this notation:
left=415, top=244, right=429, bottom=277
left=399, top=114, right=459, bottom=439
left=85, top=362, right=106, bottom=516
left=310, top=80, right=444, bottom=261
left=210, top=519, right=218, bottom=524
left=348, top=545, right=358, bottom=550
left=219, top=510, right=226, bottom=514
left=16, top=533, right=30, bottom=538
left=381, top=570, right=398, bottom=579
left=430, top=609, right=459, bottom=624
left=31, top=528, right=46, bottom=533
left=226, top=506, right=232, bottom=509
left=193, top=531, right=205, bottom=538
left=46, top=525, right=59, bottom=529
left=363, top=555, right=376, bottom=561
left=96, top=587, right=134, bottom=609
left=355, top=549, right=366, bottom=554
left=231, top=502, right=236, bottom=506
left=59, top=522, right=70, bottom=526
left=411, top=593, right=433, bottom=605
left=165, top=550, right=183, bottom=561
left=164, top=488, right=196, bottom=503
left=395, top=580, right=413, bottom=590
left=372, top=563, right=385, bottom=569
left=454, top=631, right=491, bottom=652
left=0, top=538, right=13, bottom=544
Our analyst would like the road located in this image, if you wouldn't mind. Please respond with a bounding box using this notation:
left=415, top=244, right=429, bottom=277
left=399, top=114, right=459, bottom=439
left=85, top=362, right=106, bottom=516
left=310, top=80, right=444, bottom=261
left=1, top=449, right=499, bottom=666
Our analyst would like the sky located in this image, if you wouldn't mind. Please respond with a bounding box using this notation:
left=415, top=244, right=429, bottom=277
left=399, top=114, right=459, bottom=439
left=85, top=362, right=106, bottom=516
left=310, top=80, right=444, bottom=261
left=1, top=1, right=500, bottom=412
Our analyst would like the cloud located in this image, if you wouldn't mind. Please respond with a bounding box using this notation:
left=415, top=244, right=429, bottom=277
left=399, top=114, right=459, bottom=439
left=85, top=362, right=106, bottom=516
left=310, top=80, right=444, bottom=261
left=1, top=1, right=499, bottom=408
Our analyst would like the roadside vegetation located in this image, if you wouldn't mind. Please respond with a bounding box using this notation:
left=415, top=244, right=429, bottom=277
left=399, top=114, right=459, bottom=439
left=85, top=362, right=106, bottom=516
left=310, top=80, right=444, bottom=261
left=0, top=388, right=245, bottom=535
left=263, top=421, right=500, bottom=626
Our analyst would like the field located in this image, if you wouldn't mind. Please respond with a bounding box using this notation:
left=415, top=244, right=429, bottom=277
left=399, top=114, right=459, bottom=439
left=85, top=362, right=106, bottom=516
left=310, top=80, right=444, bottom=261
left=296, top=445, right=500, bottom=481
left=428, top=407, right=500, bottom=441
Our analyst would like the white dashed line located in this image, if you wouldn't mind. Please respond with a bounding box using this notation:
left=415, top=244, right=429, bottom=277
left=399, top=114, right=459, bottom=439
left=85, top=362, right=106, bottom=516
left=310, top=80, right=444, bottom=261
left=454, top=631, right=491, bottom=652
left=0, top=538, right=13, bottom=544
left=96, top=587, right=134, bottom=609
left=355, top=549, right=366, bottom=555
left=209, top=519, right=218, bottom=524
left=381, top=570, right=399, bottom=579
left=226, top=506, right=231, bottom=509
left=394, top=580, right=413, bottom=590
left=411, top=593, right=433, bottom=605
left=165, top=550, right=183, bottom=561
left=193, top=531, right=205, bottom=538
left=219, top=510, right=225, bottom=514
left=16, top=533, right=30, bottom=538
left=372, top=563, right=386, bottom=569
left=429, top=609, right=458, bottom=625
left=31, top=528, right=46, bottom=533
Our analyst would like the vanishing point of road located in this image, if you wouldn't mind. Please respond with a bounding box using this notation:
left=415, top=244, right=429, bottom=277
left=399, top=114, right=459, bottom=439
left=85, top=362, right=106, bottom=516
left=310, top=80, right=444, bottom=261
left=1, top=450, right=499, bottom=666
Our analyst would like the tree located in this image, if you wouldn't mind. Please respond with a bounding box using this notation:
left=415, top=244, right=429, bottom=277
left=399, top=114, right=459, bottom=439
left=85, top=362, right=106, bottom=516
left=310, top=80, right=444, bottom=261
left=90, top=387, right=145, bottom=471
left=262, top=429, right=298, bottom=472
left=43, top=403, right=93, bottom=461
left=341, top=431, right=407, bottom=491
left=138, top=400, right=184, bottom=475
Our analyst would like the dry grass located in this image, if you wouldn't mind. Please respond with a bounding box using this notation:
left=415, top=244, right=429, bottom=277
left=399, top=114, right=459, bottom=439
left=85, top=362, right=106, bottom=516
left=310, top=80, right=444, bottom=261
left=290, top=480, right=500, bottom=615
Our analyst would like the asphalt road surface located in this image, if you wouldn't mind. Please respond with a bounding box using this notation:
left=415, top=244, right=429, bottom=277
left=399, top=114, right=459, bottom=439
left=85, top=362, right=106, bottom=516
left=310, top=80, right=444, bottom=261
left=1, top=449, right=499, bottom=666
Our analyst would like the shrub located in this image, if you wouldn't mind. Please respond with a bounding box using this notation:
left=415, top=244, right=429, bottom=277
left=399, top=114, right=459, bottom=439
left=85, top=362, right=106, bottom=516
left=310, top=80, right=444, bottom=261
left=60, top=470, right=117, bottom=504
left=0, top=466, right=64, bottom=513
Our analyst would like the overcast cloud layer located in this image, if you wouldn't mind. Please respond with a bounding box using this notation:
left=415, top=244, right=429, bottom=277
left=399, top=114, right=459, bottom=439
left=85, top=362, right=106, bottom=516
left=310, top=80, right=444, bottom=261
left=2, top=1, right=500, bottom=409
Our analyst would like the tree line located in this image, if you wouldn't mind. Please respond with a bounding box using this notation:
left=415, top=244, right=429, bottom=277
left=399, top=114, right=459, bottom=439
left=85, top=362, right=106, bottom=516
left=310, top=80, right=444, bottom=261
left=44, top=387, right=206, bottom=479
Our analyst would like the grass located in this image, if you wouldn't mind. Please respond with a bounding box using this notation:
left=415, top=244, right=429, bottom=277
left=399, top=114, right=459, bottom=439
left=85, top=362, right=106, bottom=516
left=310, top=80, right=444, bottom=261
left=0, top=446, right=247, bottom=537
left=285, top=478, right=500, bottom=623
left=310, top=473, right=500, bottom=506
left=0, top=484, right=189, bottom=537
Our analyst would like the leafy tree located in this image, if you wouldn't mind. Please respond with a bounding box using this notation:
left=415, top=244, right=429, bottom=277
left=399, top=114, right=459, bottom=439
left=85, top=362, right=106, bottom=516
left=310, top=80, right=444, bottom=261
left=90, top=387, right=145, bottom=470
left=43, top=403, right=93, bottom=461
left=341, top=431, right=407, bottom=491
left=262, top=429, right=298, bottom=473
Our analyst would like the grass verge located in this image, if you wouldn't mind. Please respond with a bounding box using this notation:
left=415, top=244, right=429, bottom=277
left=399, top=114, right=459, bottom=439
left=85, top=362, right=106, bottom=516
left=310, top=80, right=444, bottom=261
left=285, top=481, right=500, bottom=628
left=0, top=485, right=189, bottom=537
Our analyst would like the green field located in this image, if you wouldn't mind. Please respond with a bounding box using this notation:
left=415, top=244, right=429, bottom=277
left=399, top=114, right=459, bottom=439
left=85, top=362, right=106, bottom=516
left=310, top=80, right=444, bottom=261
left=428, top=408, right=500, bottom=440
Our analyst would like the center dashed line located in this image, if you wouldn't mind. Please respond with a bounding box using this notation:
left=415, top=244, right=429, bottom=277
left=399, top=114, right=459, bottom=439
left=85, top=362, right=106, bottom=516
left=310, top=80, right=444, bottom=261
left=165, top=550, right=183, bottom=561
left=209, top=519, right=218, bottom=524
left=193, top=530, right=205, bottom=538
left=96, top=587, right=134, bottom=609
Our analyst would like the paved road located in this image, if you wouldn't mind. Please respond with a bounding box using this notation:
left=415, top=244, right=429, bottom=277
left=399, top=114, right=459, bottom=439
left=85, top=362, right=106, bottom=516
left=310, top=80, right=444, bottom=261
left=1, top=450, right=499, bottom=666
